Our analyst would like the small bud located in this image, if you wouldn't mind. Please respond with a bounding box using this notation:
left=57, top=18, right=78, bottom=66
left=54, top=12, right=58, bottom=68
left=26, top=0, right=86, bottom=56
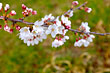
left=53, top=21, right=56, bottom=24
left=9, top=29, right=13, bottom=33
left=87, top=34, right=90, bottom=37
left=56, top=37, right=58, bottom=40
left=76, top=38, right=78, bottom=42
left=84, top=36, right=87, bottom=39
left=22, top=4, right=26, bottom=10
left=16, top=25, right=21, bottom=30
left=4, top=4, right=10, bottom=12
left=72, top=1, right=79, bottom=6
left=0, top=3, right=2, bottom=11
left=4, top=24, right=10, bottom=32
left=85, top=7, right=92, bottom=13
left=65, top=26, right=70, bottom=29
left=0, top=25, right=2, bottom=29
left=32, top=11, right=37, bottom=15
left=79, top=37, right=81, bottom=40
left=10, top=10, right=16, bottom=16
left=27, top=8, right=33, bottom=12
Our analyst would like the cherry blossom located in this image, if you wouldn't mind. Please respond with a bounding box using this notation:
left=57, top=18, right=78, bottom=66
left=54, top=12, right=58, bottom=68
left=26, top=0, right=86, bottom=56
left=52, top=39, right=64, bottom=48
left=42, top=14, right=55, bottom=23
left=4, top=24, right=10, bottom=32
left=61, top=15, right=71, bottom=29
left=72, top=1, right=79, bottom=6
left=74, top=39, right=90, bottom=47
left=85, top=7, right=92, bottom=13
left=22, top=4, right=37, bottom=16
left=4, top=4, right=10, bottom=12
left=33, top=21, right=44, bottom=33
left=0, top=3, right=2, bottom=10
left=80, top=22, right=90, bottom=32
left=69, top=10, right=74, bottom=17
left=0, top=1, right=100, bottom=48
left=0, top=25, right=2, bottom=29
left=46, top=24, right=58, bottom=38
left=10, top=10, right=16, bottom=16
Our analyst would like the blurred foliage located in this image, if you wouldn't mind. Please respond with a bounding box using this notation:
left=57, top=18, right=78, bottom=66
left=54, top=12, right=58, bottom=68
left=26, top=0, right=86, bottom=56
left=0, top=0, right=110, bottom=73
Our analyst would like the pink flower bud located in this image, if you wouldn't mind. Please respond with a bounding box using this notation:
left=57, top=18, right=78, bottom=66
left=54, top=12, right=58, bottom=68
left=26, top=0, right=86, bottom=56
left=76, top=38, right=78, bottom=42
left=85, top=7, right=92, bottom=13
left=9, top=29, right=13, bottom=33
left=84, top=36, right=87, bottom=39
left=27, top=8, right=33, bottom=12
left=65, top=26, right=70, bottom=29
left=4, top=4, right=10, bottom=12
left=4, top=24, right=10, bottom=32
left=0, top=25, right=2, bottom=29
left=16, top=25, right=21, bottom=30
left=10, top=10, right=16, bottom=16
left=22, top=10, right=28, bottom=16
left=0, top=3, right=2, bottom=11
left=32, top=11, right=37, bottom=15
left=72, top=1, right=79, bottom=6
left=22, top=4, right=26, bottom=10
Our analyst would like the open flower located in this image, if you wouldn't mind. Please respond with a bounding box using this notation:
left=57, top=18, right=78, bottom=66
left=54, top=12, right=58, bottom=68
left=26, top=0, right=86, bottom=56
left=4, top=24, right=10, bottom=32
left=33, top=21, right=44, bottom=33
left=46, top=24, right=58, bottom=38
left=69, top=10, right=74, bottom=17
left=52, top=39, right=64, bottom=48
left=72, top=1, right=79, bottom=6
left=4, top=4, right=10, bottom=12
left=0, top=3, right=2, bottom=10
left=85, top=7, right=92, bottom=13
left=87, top=35, right=95, bottom=42
left=10, top=10, right=16, bottom=16
left=61, top=15, right=71, bottom=29
left=74, top=39, right=90, bottom=47
left=80, top=22, right=90, bottom=32
left=42, top=14, right=55, bottom=22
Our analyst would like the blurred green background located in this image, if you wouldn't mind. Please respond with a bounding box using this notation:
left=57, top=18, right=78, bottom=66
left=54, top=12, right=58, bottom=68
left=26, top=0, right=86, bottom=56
left=0, top=0, right=110, bottom=73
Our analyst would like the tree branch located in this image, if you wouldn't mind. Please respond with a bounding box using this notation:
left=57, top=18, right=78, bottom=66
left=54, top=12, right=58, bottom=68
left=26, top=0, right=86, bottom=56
left=0, top=2, right=110, bottom=36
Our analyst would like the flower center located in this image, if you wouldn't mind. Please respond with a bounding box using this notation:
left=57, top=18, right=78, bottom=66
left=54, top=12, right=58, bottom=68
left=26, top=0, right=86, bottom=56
left=51, top=28, right=55, bottom=32
left=24, top=29, right=28, bottom=32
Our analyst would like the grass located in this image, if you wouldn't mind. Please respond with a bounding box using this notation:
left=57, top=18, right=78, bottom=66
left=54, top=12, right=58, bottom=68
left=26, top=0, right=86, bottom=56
left=0, top=0, right=110, bottom=73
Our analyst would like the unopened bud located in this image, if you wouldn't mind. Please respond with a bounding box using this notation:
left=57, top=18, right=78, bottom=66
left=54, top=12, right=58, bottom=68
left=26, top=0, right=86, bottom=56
left=10, top=10, right=16, bottom=16
left=72, top=1, right=79, bottom=6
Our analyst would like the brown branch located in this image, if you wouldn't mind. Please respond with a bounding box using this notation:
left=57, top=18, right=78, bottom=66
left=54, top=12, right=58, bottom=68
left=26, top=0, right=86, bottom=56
left=0, top=2, right=110, bottom=36
left=0, top=16, right=34, bottom=25
left=69, top=29, right=110, bottom=36
left=64, top=2, right=88, bottom=16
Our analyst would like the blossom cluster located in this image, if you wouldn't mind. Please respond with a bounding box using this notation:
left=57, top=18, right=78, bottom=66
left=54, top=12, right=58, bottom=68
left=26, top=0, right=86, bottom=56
left=74, top=22, right=95, bottom=47
left=22, top=4, right=37, bottom=17
left=0, top=1, right=94, bottom=48
left=0, top=3, right=16, bottom=33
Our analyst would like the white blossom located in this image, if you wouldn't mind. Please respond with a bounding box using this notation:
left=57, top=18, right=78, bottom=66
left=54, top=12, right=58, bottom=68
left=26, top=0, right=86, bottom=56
left=52, top=39, right=64, bottom=48
left=85, top=7, right=92, bottom=13
left=4, top=4, right=10, bottom=11
left=80, top=22, right=90, bottom=32
left=62, top=36, right=69, bottom=42
left=33, top=21, right=44, bottom=33
left=69, top=10, right=73, bottom=17
left=72, top=1, right=79, bottom=6
left=19, top=27, right=30, bottom=40
left=87, top=35, right=95, bottom=42
left=61, top=15, right=71, bottom=29
left=0, top=3, right=2, bottom=10
left=42, top=14, right=55, bottom=22
left=74, top=34, right=95, bottom=47
left=46, top=24, right=58, bottom=38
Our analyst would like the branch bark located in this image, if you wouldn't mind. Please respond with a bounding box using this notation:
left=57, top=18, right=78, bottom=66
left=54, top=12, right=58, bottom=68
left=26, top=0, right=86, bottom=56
left=0, top=2, right=110, bottom=36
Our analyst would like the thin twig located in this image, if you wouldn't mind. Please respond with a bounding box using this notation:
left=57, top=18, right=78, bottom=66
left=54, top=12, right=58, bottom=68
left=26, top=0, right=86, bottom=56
left=0, top=2, right=110, bottom=36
